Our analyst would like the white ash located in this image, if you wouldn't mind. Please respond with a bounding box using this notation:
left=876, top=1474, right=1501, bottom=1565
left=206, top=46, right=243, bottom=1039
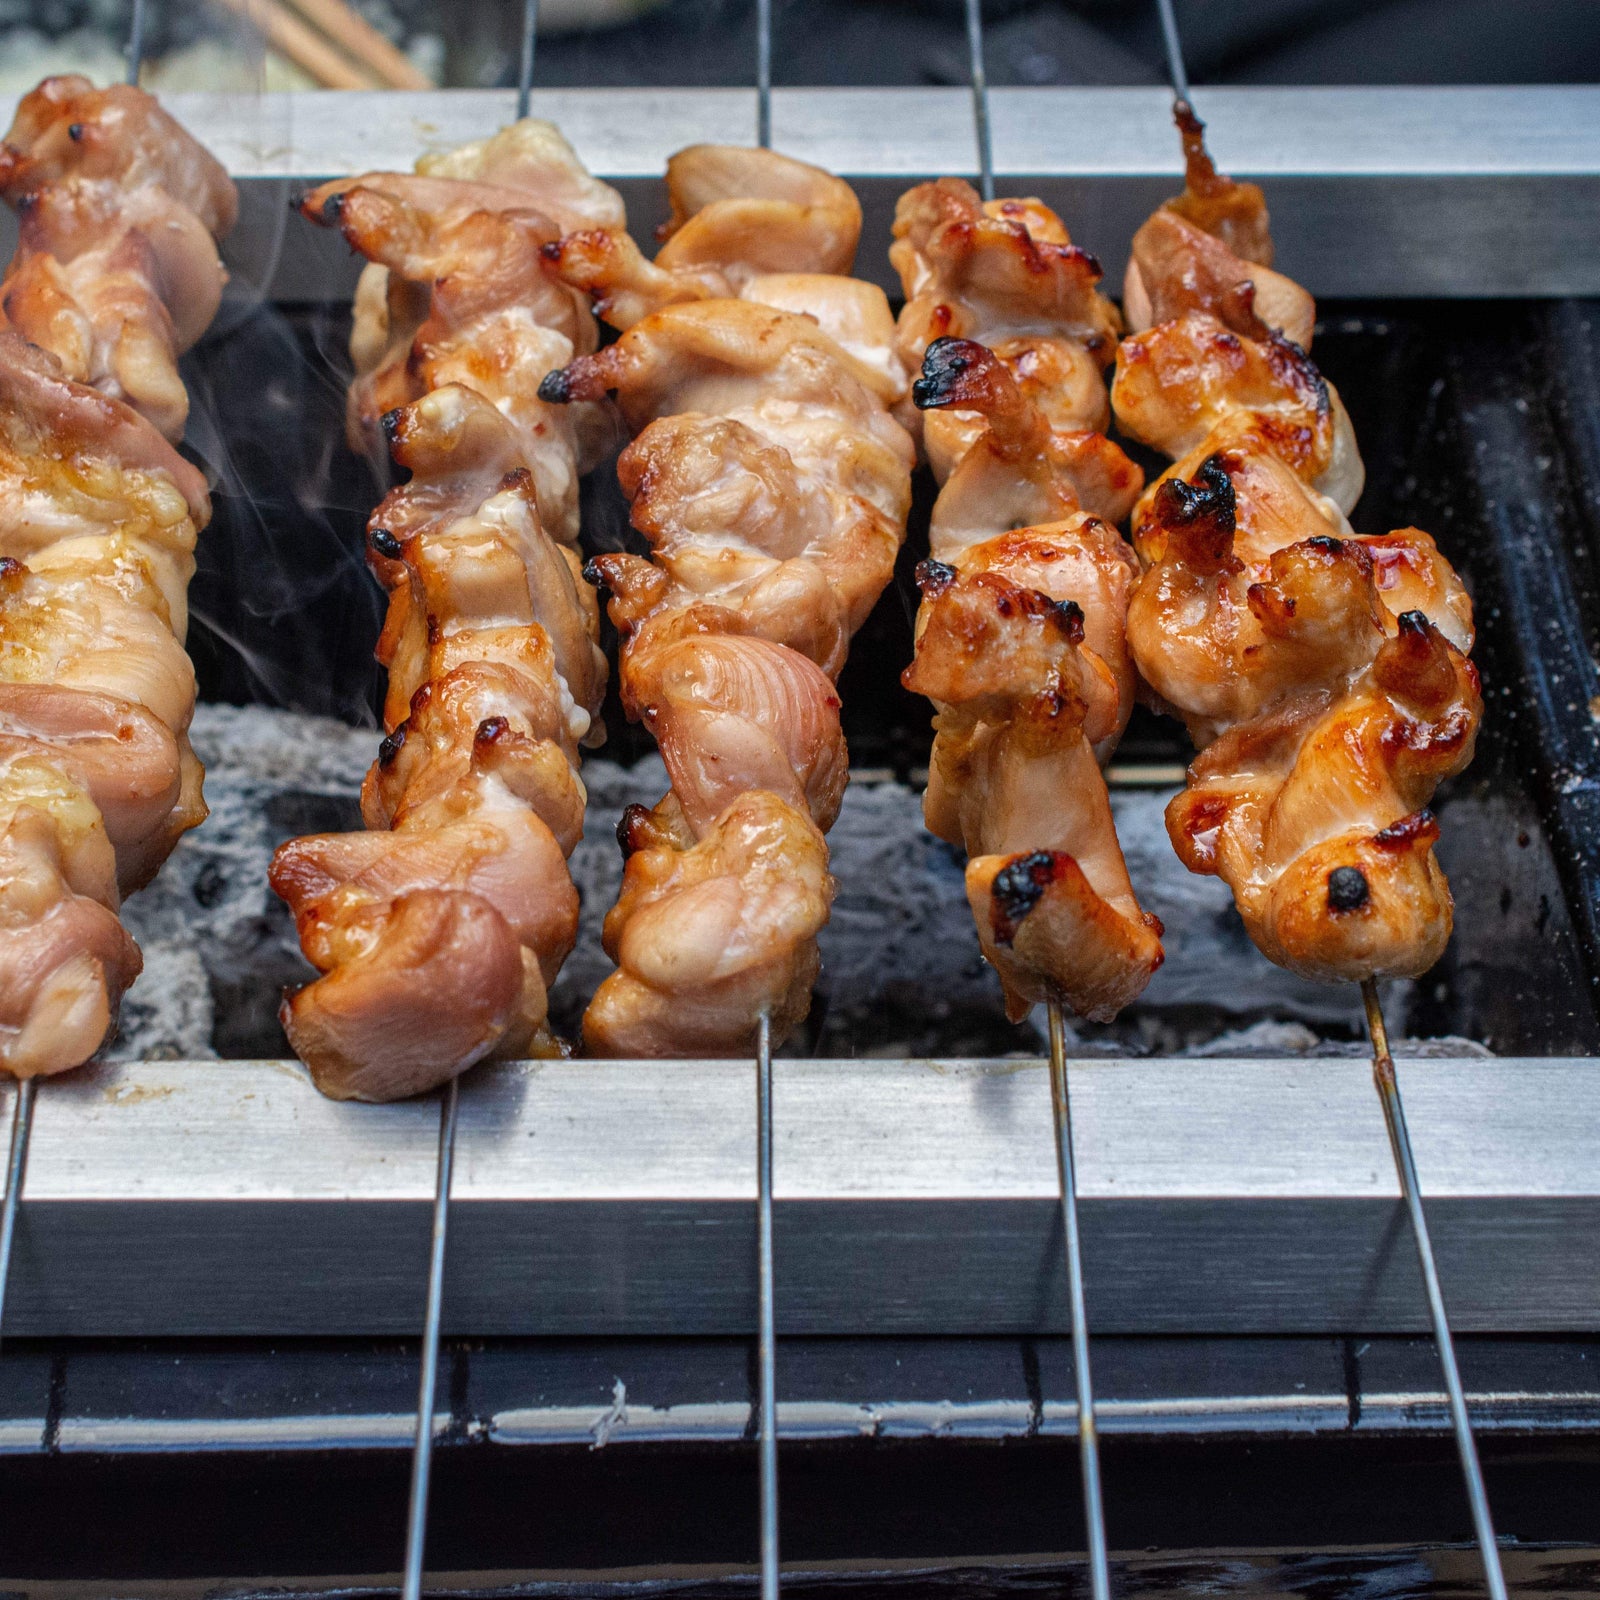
left=112, top=701, right=1446, bottom=1063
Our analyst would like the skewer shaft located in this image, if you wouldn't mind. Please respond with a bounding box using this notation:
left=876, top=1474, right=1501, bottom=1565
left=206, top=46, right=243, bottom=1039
left=1047, top=1005, right=1112, bottom=1600
left=963, top=0, right=995, bottom=202
left=401, top=1074, right=460, bottom=1600
left=756, top=1011, right=779, bottom=1599
left=1152, top=0, right=1191, bottom=107
left=516, top=0, right=540, bottom=120
left=1361, top=981, right=1507, bottom=1599
left=755, top=0, right=772, bottom=150
left=0, top=1078, right=38, bottom=1349
left=126, top=0, right=147, bottom=83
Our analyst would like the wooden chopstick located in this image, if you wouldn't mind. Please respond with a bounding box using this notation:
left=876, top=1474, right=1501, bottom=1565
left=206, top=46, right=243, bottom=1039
left=210, top=0, right=378, bottom=89
left=282, top=0, right=434, bottom=89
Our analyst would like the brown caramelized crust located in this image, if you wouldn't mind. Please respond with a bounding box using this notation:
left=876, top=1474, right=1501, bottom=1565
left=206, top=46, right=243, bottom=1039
left=1113, top=109, right=1480, bottom=984
left=890, top=177, right=1164, bottom=1026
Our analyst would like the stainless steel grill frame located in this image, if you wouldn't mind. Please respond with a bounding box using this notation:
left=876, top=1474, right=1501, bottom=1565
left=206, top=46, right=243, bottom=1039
left=3, top=2, right=1600, bottom=1593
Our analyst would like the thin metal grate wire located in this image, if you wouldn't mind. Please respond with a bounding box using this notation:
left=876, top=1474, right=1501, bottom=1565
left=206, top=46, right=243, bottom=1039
left=754, top=18, right=779, bottom=1600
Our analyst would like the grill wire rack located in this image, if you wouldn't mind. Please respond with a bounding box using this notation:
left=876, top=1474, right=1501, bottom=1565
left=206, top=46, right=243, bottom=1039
left=3, top=0, right=1600, bottom=1595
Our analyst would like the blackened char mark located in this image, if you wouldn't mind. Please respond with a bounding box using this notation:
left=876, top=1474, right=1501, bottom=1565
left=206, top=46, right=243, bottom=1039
left=537, top=367, right=574, bottom=405
left=377, top=721, right=407, bottom=768
left=1327, top=865, right=1370, bottom=913
left=913, top=557, right=958, bottom=597
left=990, top=851, right=1064, bottom=948
left=616, top=803, right=653, bottom=859
left=1154, top=453, right=1237, bottom=568
left=912, top=336, right=985, bottom=411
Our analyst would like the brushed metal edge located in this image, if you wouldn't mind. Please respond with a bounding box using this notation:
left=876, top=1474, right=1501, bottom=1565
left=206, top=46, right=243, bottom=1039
left=1, top=1058, right=1595, bottom=1337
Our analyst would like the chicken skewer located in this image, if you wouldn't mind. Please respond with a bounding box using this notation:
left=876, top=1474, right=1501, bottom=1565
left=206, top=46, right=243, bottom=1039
left=1120, top=34, right=1503, bottom=1588
left=268, top=122, right=622, bottom=1101
left=1113, top=110, right=1478, bottom=987
left=922, top=11, right=1122, bottom=1590
left=890, top=180, right=1163, bottom=1025
left=0, top=77, right=236, bottom=1079
left=540, top=145, right=914, bottom=1059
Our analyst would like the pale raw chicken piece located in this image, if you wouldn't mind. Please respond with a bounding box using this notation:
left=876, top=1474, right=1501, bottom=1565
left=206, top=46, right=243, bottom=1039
left=301, top=164, right=611, bottom=543
left=272, top=384, right=607, bottom=1099
left=0, top=82, right=227, bottom=1080
left=0, top=76, right=235, bottom=441
left=583, top=790, right=834, bottom=1059
left=548, top=298, right=913, bottom=679
left=1114, top=108, right=1481, bottom=986
left=278, top=124, right=622, bottom=1097
left=416, top=119, right=628, bottom=235
left=540, top=150, right=907, bottom=1057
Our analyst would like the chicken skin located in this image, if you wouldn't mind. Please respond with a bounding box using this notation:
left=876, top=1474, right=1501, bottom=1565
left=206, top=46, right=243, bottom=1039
left=1113, top=108, right=1480, bottom=984
left=0, top=76, right=235, bottom=442
left=542, top=148, right=912, bottom=1057
left=890, top=172, right=1163, bottom=1026
left=0, top=79, right=230, bottom=1079
left=272, top=126, right=621, bottom=1099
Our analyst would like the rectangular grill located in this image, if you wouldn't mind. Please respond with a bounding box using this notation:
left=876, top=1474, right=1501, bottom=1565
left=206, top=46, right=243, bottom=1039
left=2, top=1, right=1600, bottom=1594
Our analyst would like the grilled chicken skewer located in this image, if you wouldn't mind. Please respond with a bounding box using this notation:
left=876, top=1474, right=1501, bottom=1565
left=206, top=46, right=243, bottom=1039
left=890, top=184, right=1163, bottom=1023
left=1112, top=108, right=1480, bottom=983
left=0, top=78, right=234, bottom=1079
left=269, top=123, right=619, bottom=1100
left=541, top=146, right=914, bottom=1057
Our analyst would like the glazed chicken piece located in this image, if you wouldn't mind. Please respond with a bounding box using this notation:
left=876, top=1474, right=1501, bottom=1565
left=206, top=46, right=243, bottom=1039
left=915, top=336, right=1144, bottom=549
left=272, top=126, right=620, bottom=1099
left=1113, top=109, right=1481, bottom=984
left=905, top=527, right=1164, bottom=1022
left=302, top=118, right=622, bottom=542
left=0, top=76, right=236, bottom=442
left=887, top=171, right=1163, bottom=1026
left=545, top=300, right=913, bottom=677
left=890, top=178, right=1132, bottom=479
left=541, top=151, right=913, bottom=1056
left=897, top=331, right=1162, bottom=1020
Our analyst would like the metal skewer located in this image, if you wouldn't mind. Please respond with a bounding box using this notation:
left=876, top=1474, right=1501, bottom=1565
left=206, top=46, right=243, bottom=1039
left=516, top=0, right=540, bottom=119
left=959, top=2, right=1110, bottom=1588
left=756, top=1010, right=779, bottom=1600
left=0, top=1078, right=38, bottom=1351
left=126, top=0, right=147, bottom=85
left=750, top=9, right=779, bottom=1590
left=401, top=1074, right=461, bottom=1600
left=1046, top=1004, right=1111, bottom=1599
left=1362, top=981, right=1508, bottom=1598
left=963, top=0, right=995, bottom=203
left=1151, top=0, right=1190, bottom=109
